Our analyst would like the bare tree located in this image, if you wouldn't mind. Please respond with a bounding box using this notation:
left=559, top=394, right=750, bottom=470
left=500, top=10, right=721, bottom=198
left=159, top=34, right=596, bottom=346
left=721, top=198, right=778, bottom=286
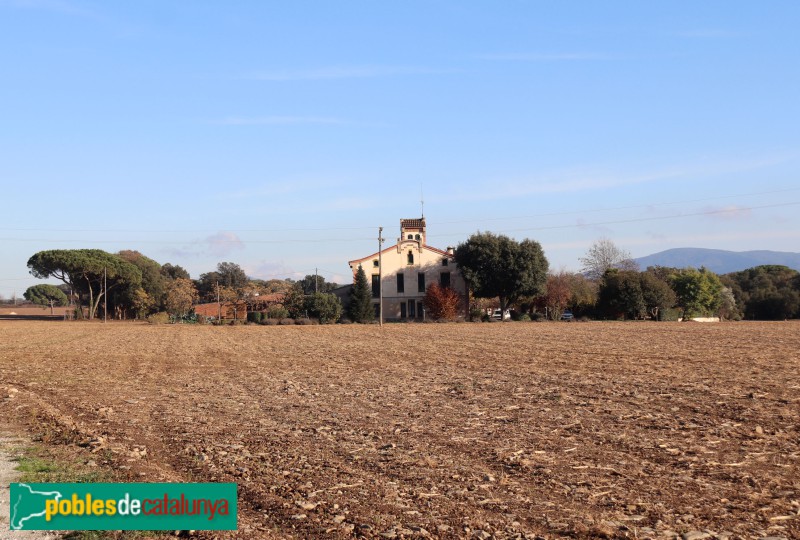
left=580, top=238, right=638, bottom=280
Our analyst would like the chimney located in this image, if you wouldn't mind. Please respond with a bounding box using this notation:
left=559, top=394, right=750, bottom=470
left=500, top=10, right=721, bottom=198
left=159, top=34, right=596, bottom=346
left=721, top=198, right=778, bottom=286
left=446, top=247, right=455, bottom=255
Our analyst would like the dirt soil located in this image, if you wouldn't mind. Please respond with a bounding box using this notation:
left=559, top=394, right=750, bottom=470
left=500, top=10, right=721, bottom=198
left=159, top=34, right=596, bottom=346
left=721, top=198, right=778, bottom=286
left=1, top=321, right=798, bottom=540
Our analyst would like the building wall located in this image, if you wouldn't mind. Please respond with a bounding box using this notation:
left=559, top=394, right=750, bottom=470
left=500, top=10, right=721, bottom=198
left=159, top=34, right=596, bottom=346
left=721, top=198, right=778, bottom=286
left=349, top=231, right=467, bottom=320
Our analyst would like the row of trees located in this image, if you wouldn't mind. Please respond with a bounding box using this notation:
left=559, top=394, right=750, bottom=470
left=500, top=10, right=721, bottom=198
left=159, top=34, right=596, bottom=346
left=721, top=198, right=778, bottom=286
left=25, top=249, right=342, bottom=321
left=24, top=239, right=800, bottom=323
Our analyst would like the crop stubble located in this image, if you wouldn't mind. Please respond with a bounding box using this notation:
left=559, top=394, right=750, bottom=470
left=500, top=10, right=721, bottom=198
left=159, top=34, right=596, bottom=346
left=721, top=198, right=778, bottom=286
left=1, top=321, right=799, bottom=539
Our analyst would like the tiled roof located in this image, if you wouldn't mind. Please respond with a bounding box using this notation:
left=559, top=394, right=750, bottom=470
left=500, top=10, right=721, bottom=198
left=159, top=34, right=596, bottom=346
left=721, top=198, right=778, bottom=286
left=400, top=218, right=425, bottom=229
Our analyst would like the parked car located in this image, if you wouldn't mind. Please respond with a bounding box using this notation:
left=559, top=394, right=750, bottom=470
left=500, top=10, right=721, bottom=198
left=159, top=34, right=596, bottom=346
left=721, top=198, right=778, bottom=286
left=492, top=309, right=511, bottom=320
left=560, top=310, right=574, bottom=321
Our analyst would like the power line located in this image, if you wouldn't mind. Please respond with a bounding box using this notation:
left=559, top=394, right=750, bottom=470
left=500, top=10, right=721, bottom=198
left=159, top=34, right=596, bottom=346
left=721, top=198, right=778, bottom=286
left=0, top=186, right=796, bottom=234
left=428, top=201, right=800, bottom=237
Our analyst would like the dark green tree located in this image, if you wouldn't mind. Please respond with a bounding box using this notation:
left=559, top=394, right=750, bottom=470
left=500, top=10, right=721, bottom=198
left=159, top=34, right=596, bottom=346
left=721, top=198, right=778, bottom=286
left=597, top=270, right=645, bottom=319
left=640, top=271, right=677, bottom=320
left=282, top=282, right=307, bottom=319
left=161, top=263, right=190, bottom=280
left=23, top=284, right=69, bottom=314
left=348, top=265, right=374, bottom=323
left=27, top=249, right=142, bottom=319
left=455, top=232, right=548, bottom=318
left=306, top=292, right=343, bottom=324
left=298, top=274, right=339, bottom=295
left=722, top=265, right=799, bottom=320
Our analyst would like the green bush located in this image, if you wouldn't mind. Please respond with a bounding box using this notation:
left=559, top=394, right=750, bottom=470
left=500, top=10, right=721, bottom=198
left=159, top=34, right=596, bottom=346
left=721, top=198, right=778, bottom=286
left=517, top=313, right=531, bottom=322
left=266, top=306, right=289, bottom=319
left=296, top=318, right=319, bottom=325
left=247, top=311, right=262, bottom=323
left=146, top=312, right=170, bottom=325
left=305, top=293, right=343, bottom=324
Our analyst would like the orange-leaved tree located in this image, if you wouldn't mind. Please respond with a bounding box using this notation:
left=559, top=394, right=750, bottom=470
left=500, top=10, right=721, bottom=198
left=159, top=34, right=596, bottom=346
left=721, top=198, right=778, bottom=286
left=423, top=283, right=460, bottom=321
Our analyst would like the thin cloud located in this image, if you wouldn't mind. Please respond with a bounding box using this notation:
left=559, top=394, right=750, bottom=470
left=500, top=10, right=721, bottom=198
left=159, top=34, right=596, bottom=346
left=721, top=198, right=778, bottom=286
left=244, top=65, right=459, bottom=81
left=205, top=231, right=245, bottom=257
left=476, top=52, right=615, bottom=61
left=701, top=205, right=752, bottom=221
left=218, top=116, right=347, bottom=126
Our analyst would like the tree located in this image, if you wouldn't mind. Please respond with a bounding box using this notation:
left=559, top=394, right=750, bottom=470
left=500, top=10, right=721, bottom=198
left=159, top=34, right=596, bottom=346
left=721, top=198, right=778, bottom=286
left=165, top=278, right=199, bottom=318
left=423, top=283, right=460, bottom=321
left=23, top=284, right=68, bottom=315
left=670, top=267, right=723, bottom=319
left=640, top=271, right=676, bottom=321
left=455, top=232, right=548, bottom=319
left=214, top=284, right=240, bottom=319
left=298, top=274, right=338, bottom=295
left=282, top=282, right=307, bottom=319
left=542, top=271, right=572, bottom=320
left=196, top=262, right=249, bottom=302
left=130, top=288, right=156, bottom=319
left=115, top=250, right=167, bottom=317
left=161, top=263, right=190, bottom=280
left=348, top=265, right=374, bottom=323
left=27, top=249, right=142, bottom=319
left=723, top=265, right=799, bottom=320
left=306, top=292, right=343, bottom=324
left=580, top=238, right=638, bottom=280
left=597, top=270, right=645, bottom=319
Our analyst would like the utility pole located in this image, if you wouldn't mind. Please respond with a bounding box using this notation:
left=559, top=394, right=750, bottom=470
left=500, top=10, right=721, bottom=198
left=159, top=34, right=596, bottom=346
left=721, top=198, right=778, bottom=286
left=315, top=268, right=318, bottom=294
left=103, top=266, right=107, bottom=323
left=378, top=226, right=384, bottom=327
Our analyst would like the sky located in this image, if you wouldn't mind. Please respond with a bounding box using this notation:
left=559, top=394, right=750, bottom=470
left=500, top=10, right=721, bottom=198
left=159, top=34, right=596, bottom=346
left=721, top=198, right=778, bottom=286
left=2, top=1, right=799, bottom=298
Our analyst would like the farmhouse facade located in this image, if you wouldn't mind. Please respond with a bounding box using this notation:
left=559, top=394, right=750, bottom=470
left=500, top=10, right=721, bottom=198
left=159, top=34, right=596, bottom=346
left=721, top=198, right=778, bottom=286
left=348, top=218, right=468, bottom=320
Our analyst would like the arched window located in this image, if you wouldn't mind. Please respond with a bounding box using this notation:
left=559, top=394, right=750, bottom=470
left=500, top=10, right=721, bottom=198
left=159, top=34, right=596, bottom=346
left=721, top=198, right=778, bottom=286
left=407, top=234, right=413, bottom=240
left=407, top=251, right=414, bottom=265
left=415, top=234, right=420, bottom=240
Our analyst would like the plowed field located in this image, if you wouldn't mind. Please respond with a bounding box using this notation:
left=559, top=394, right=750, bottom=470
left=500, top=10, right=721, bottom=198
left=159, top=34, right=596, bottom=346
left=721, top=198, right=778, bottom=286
left=1, top=321, right=798, bottom=539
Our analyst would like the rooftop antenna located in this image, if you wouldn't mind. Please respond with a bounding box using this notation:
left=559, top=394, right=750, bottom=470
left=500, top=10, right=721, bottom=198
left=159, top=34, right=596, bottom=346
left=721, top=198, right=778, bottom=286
left=420, top=185, right=425, bottom=218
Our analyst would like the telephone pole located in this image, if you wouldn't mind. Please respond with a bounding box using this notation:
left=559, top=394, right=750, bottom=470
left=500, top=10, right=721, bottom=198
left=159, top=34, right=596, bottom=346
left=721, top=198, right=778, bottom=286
left=103, top=266, right=107, bottom=323
left=378, top=226, right=384, bottom=327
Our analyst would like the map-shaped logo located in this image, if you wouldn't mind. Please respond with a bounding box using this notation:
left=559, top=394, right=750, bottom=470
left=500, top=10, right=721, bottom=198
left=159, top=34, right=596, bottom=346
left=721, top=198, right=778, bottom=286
left=10, top=483, right=63, bottom=530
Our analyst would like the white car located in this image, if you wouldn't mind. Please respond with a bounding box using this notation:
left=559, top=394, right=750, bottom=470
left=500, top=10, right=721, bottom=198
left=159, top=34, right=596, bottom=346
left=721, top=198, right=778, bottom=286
left=491, top=309, right=511, bottom=320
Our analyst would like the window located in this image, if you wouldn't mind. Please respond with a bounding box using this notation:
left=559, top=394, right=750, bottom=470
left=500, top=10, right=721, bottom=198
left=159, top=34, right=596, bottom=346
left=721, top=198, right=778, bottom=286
left=397, top=273, right=404, bottom=293
left=400, top=302, right=407, bottom=318
left=407, top=251, right=414, bottom=265
left=408, top=299, right=416, bottom=318
left=442, top=258, right=449, bottom=266
left=373, top=259, right=379, bottom=267
left=373, top=303, right=380, bottom=318
left=415, top=234, right=420, bottom=240
left=418, top=272, right=425, bottom=293
left=440, top=272, right=451, bottom=288
left=407, top=234, right=413, bottom=240
left=371, top=275, right=380, bottom=298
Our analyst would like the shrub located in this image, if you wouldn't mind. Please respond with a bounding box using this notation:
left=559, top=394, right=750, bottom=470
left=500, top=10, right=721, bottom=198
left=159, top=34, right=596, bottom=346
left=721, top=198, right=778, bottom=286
left=279, top=318, right=296, bottom=325
left=517, top=313, right=531, bottom=322
left=146, top=312, right=170, bottom=325
left=296, top=318, right=319, bottom=325
left=305, top=292, right=343, bottom=324
left=266, top=306, right=289, bottom=319
left=423, top=284, right=460, bottom=321
left=247, top=311, right=262, bottom=323
left=261, top=318, right=279, bottom=326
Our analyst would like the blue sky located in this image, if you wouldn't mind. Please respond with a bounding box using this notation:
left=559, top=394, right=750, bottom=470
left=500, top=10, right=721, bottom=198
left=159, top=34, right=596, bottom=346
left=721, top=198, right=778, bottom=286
left=2, top=1, right=799, bottom=297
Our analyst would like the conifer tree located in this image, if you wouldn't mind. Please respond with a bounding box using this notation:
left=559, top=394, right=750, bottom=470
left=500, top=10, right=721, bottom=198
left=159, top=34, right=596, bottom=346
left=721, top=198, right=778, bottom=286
left=349, top=265, right=374, bottom=323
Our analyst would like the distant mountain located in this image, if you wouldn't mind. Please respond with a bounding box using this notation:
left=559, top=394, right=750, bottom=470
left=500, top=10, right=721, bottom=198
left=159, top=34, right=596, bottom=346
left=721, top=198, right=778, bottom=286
left=634, top=248, right=800, bottom=274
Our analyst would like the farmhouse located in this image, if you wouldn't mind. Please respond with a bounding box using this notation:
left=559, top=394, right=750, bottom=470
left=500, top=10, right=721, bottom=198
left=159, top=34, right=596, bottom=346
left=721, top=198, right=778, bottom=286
left=348, top=218, right=468, bottom=320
